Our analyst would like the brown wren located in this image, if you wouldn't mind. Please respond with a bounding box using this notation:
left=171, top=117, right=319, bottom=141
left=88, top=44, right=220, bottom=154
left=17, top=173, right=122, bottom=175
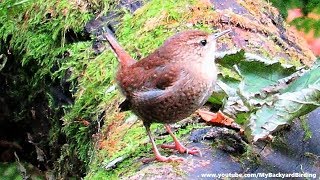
left=105, top=28, right=231, bottom=162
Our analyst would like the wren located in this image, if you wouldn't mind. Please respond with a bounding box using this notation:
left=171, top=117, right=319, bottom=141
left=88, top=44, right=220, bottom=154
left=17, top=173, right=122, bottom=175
left=105, top=28, right=231, bottom=162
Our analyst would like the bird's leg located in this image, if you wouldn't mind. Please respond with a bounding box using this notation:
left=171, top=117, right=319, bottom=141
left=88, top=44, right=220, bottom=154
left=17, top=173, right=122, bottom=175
left=145, top=124, right=184, bottom=162
left=161, top=124, right=202, bottom=156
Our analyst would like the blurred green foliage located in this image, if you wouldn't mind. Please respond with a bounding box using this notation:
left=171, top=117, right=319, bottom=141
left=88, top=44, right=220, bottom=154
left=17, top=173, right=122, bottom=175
left=0, top=163, right=22, bottom=180
left=270, top=0, right=320, bottom=37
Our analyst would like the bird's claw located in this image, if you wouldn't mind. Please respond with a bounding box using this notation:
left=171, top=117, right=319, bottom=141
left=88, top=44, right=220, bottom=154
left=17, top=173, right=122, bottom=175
left=186, top=147, right=202, bottom=157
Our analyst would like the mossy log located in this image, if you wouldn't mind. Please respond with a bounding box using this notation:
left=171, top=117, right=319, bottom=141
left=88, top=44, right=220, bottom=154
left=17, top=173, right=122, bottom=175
left=87, top=0, right=318, bottom=179
left=0, top=0, right=317, bottom=179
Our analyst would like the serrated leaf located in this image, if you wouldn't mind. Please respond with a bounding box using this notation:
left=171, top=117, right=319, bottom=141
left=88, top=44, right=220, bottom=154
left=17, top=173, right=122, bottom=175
left=217, top=49, right=245, bottom=68
left=237, top=61, right=296, bottom=94
left=213, top=50, right=320, bottom=141
left=218, top=50, right=297, bottom=94
left=281, top=64, right=320, bottom=93
left=249, top=65, right=320, bottom=141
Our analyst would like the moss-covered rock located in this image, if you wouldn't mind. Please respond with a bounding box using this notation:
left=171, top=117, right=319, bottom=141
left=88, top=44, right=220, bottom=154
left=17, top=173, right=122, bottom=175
left=0, top=0, right=118, bottom=178
left=0, top=0, right=317, bottom=178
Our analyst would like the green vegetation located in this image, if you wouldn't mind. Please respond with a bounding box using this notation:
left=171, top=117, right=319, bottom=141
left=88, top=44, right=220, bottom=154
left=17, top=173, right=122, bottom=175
left=0, top=0, right=118, bottom=177
left=300, top=116, right=313, bottom=140
left=84, top=0, right=220, bottom=178
left=0, top=163, right=22, bottom=180
left=116, top=0, right=210, bottom=58
left=1, top=0, right=319, bottom=178
left=1, top=0, right=209, bottom=178
left=270, top=0, right=320, bottom=37
left=0, top=162, right=46, bottom=180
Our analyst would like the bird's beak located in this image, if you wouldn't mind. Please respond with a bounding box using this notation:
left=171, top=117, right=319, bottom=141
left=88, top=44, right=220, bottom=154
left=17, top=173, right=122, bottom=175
left=212, top=29, right=232, bottom=39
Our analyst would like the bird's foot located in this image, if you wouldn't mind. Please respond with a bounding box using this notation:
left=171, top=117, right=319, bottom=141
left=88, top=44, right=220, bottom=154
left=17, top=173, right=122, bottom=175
left=161, top=143, right=202, bottom=156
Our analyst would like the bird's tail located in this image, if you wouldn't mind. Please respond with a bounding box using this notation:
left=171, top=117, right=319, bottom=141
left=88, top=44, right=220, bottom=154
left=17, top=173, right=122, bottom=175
left=103, top=27, right=136, bottom=67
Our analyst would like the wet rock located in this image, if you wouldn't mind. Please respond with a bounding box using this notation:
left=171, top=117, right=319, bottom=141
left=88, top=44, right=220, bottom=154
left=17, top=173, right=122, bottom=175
left=123, top=108, right=320, bottom=179
left=252, top=107, right=320, bottom=176
left=85, top=0, right=145, bottom=54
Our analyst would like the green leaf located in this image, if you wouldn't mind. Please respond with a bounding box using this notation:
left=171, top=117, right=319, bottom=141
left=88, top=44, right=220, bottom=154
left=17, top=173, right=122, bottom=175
left=281, top=65, right=320, bottom=93
left=214, top=50, right=320, bottom=141
left=249, top=64, right=320, bottom=141
left=218, top=50, right=297, bottom=94
left=238, top=61, right=295, bottom=94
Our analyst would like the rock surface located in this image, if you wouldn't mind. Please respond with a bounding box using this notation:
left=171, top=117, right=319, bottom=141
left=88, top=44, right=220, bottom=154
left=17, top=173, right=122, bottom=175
left=124, top=108, right=320, bottom=179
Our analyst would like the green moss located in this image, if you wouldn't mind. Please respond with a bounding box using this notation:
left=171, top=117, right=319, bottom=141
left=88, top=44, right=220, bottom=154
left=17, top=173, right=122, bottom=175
left=0, top=0, right=120, bottom=177
left=85, top=0, right=217, bottom=177
left=1, top=0, right=229, bottom=178
left=0, top=162, right=46, bottom=180
left=278, top=56, right=302, bottom=68
left=239, top=144, right=261, bottom=167
left=271, top=133, right=291, bottom=153
left=92, top=123, right=198, bottom=178
left=0, top=163, right=22, bottom=180
left=115, top=0, right=211, bottom=58
left=300, top=116, right=312, bottom=140
left=304, top=152, right=320, bottom=161
left=86, top=169, right=111, bottom=180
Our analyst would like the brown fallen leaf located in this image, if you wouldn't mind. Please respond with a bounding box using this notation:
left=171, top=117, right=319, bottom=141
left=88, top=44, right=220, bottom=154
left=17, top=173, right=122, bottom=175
left=197, top=109, right=244, bottom=134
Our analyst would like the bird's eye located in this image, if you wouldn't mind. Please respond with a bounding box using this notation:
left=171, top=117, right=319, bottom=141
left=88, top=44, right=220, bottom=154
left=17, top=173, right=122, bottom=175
left=200, top=39, right=207, bottom=46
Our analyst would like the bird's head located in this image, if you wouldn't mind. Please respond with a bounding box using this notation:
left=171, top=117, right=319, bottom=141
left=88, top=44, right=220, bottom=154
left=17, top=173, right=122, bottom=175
left=158, top=29, right=231, bottom=63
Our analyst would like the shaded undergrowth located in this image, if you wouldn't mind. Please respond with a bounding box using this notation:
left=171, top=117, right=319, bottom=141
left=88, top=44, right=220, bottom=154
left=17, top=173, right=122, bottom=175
left=0, top=0, right=120, bottom=178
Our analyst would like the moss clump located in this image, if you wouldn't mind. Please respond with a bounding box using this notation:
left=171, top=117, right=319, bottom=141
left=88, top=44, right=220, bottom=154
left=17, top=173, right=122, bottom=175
left=0, top=0, right=120, bottom=178
left=115, top=0, right=214, bottom=58
left=0, top=163, right=22, bottom=180
left=300, top=116, right=312, bottom=140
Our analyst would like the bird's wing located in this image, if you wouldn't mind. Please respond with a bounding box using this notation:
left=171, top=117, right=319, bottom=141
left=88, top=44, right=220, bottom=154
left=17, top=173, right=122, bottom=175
left=117, top=49, right=182, bottom=92
left=117, top=48, right=193, bottom=109
left=131, top=67, right=192, bottom=106
left=118, top=62, right=189, bottom=111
